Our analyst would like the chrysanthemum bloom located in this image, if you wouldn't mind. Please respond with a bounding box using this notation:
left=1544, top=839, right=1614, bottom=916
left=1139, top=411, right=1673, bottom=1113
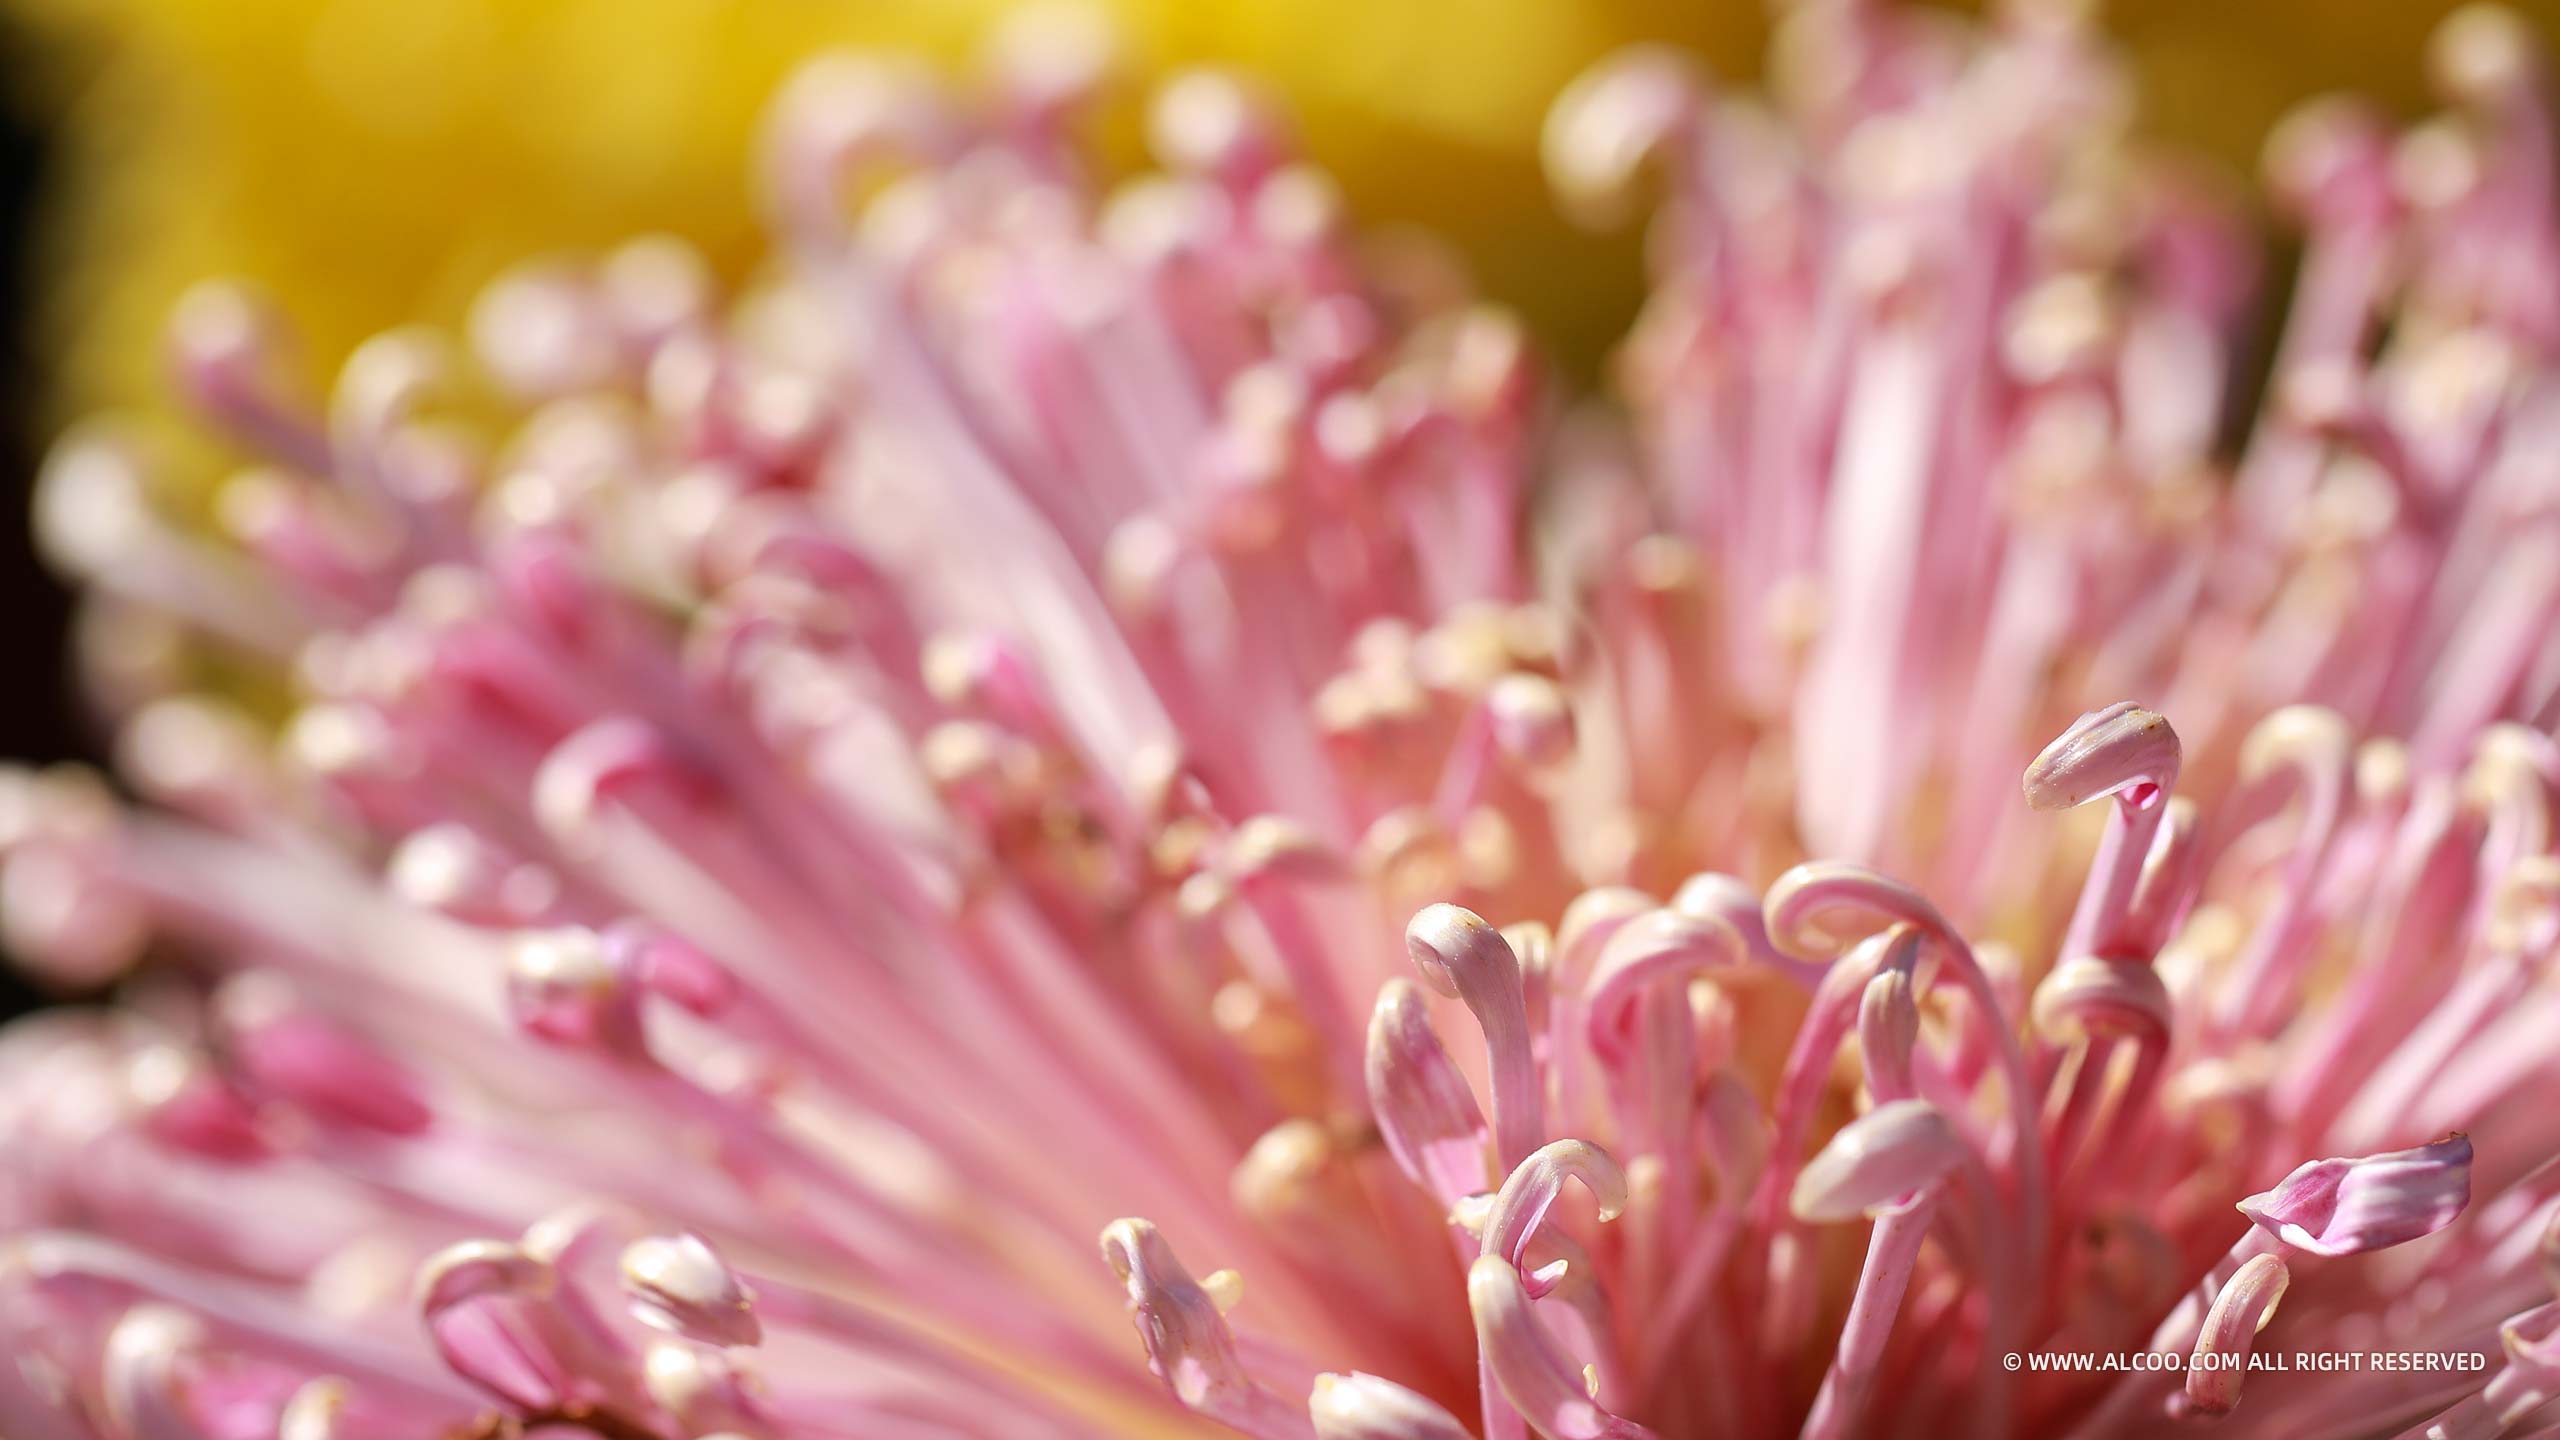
left=6, top=3, right=2560, bottom=1438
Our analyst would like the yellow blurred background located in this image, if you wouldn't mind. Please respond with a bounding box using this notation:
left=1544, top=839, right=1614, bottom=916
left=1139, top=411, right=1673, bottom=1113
left=4, top=0, right=2558, bottom=428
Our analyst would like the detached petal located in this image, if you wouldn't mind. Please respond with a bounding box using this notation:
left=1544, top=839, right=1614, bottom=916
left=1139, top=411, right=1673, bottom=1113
left=2237, top=1134, right=2472, bottom=1256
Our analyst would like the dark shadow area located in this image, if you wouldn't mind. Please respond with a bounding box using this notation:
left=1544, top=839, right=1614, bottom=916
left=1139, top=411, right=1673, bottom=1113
left=0, top=20, right=88, bottom=1025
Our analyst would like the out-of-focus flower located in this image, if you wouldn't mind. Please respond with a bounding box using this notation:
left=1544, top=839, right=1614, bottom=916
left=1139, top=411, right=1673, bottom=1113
left=0, top=0, right=2529, bottom=433
left=6, top=3, right=2560, bottom=1439
left=2, top=0, right=1758, bottom=434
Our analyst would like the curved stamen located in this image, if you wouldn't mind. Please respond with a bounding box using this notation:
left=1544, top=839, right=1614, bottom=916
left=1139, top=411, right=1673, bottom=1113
left=1858, top=939, right=1922, bottom=1102
left=1466, top=1257, right=1657, bottom=1440
left=1365, top=978, right=1493, bottom=1207
left=2032, top=956, right=2172, bottom=1047
left=2219, top=705, right=2355, bottom=1035
left=1309, top=1372, right=1475, bottom=1440
left=1482, top=1140, right=1630, bottom=1297
left=619, top=1234, right=761, bottom=1349
left=1583, top=908, right=1748, bottom=1064
left=1671, top=871, right=1826, bottom=988
left=2024, top=703, right=2184, bottom=962
left=1763, top=861, right=1957, bottom=960
left=1099, top=1219, right=1303, bottom=1440
left=2176, top=1252, right=2290, bottom=1420
left=1408, top=904, right=1546, bottom=1169
left=1762, top=861, right=2046, bottom=1296
left=101, top=1305, right=224, bottom=1440
left=1790, top=1099, right=1967, bottom=1224
left=1543, top=47, right=1706, bottom=230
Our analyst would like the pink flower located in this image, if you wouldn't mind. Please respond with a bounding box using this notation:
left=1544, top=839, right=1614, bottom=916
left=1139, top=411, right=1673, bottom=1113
left=6, top=4, right=2560, bottom=1439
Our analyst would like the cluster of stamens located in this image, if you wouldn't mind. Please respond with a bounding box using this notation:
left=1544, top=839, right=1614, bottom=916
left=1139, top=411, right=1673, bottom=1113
left=6, top=4, right=2560, bottom=1440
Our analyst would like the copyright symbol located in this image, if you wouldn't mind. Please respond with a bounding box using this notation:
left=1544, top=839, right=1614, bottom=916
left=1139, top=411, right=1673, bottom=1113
left=2003, top=1353, right=2022, bottom=1372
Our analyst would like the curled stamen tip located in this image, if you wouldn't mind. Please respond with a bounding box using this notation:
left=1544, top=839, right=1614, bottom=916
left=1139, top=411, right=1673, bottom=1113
left=1504, top=919, right=1554, bottom=977
left=2503, top=1306, right=2560, bottom=1384
left=2473, top=722, right=2558, bottom=771
left=2357, top=738, right=2412, bottom=806
left=1148, top=68, right=1280, bottom=178
left=415, top=1239, right=547, bottom=1315
left=2239, top=706, right=2352, bottom=785
left=505, top=926, right=641, bottom=1050
left=1466, top=1256, right=1655, bottom=1439
left=108, top=1302, right=203, bottom=1354
left=1790, top=1099, right=1966, bottom=1223
left=283, top=704, right=413, bottom=785
left=509, top=929, right=605, bottom=990
left=278, top=1378, right=351, bottom=1440
left=522, top=1200, right=643, bottom=1268
left=1593, top=907, right=1741, bottom=980
left=1099, top=1218, right=1257, bottom=1411
left=1100, top=1217, right=1176, bottom=1289
left=101, top=1304, right=207, bottom=1432
left=1762, top=862, right=1946, bottom=958
left=533, top=717, right=684, bottom=840
left=34, top=430, right=156, bottom=578
left=1225, top=815, right=1342, bottom=884
left=2236, top=1134, right=2472, bottom=1256
left=120, top=697, right=264, bottom=808
left=1405, top=903, right=1515, bottom=998
left=386, top=819, right=552, bottom=917
left=1556, top=886, right=1657, bottom=968
left=1486, top=673, right=1575, bottom=770
left=1859, top=963, right=1921, bottom=1089
left=1493, top=1139, right=1631, bottom=1241
left=920, top=631, right=1034, bottom=715
left=2263, top=95, right=2394, bottom=220
left=2032, top=956, right=2172, bottom=1043
left=1670, top=872, right=1761, bottom=926
left=982, top=0, right=1120, bottom=115
left=762, top=52, right=948, bottom=227
left=125, top=1043, right=270, bottom=1162
left=1543, top=46, right=1703, bottom=229
left=645, top=1341, right=765, bottom=1430
left=622, top=1233, right=761, bottom=1348
left=2430, top=5, right=2539, bottom=106
left=469, top=264, right=615, bottom=400
left=2183, top=1253, right=2291, bottom=1418
left=1233, top=1118, right=1340, bottom=1222
left=169, top=279, right=282, bottom=370
left=2022, top=702, right=2179, bottom=810
left=1463, top=1249, right=1527, bottom=1323
left=1309, top=1371, right=1474, bottom=1440
left=2465, top=725, right=2559, bottom=814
